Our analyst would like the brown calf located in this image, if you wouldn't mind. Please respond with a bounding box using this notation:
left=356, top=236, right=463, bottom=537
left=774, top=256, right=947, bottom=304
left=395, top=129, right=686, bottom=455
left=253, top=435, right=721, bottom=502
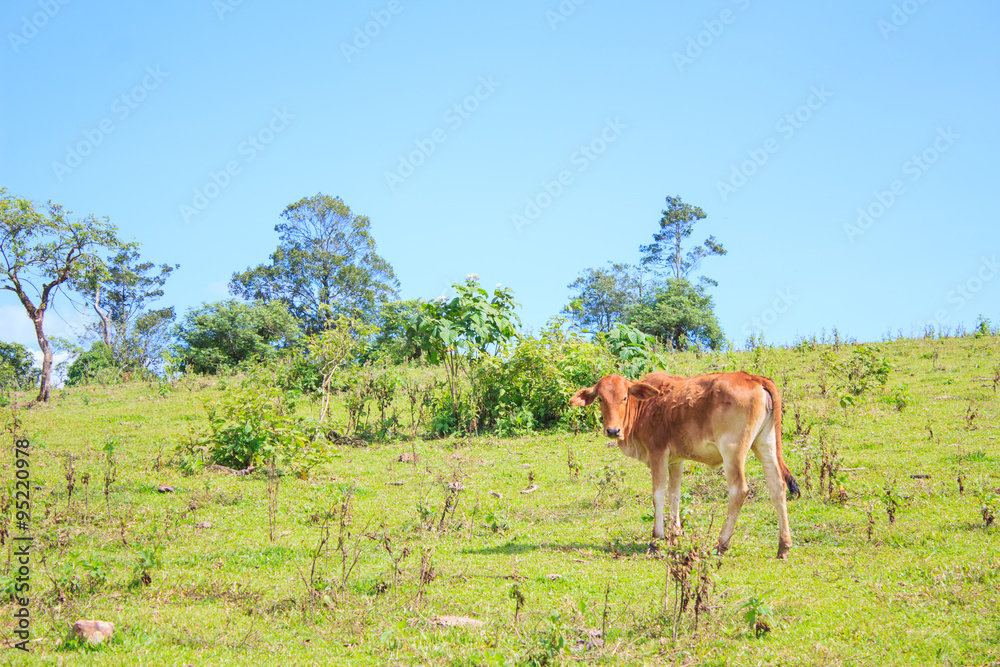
left=570, top=371, right=799, bottom=559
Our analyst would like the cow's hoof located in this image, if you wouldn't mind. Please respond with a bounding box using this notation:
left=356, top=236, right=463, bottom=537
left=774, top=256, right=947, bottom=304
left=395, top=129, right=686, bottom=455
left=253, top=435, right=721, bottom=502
left=776, top=543, right=791, bottom=560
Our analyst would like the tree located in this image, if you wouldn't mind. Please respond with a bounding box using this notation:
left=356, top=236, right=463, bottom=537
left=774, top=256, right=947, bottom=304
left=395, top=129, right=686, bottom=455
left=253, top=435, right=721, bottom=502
left=563, top=263, right=644, bottom=333
left=627, top=279, right=725, bottom=351
left=230, top=194, right=399, bottom=333
left=85, top=246, right=177, bottom=345
left=640, top=196, right=726, bottom=286
left=81, top=246, right=178, bottom=373
left=173, top=300, right=301, bottom=374
left=0, top=189, right=128, bottom=402
left=0, top=341, right=39, bottom=389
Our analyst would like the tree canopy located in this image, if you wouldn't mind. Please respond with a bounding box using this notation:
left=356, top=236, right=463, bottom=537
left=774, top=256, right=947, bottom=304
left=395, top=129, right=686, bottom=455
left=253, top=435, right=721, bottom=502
left=230, top=194, right=399, bottom=333
left=172, top=299, right=301, bottom=374
left=0, top=341, right=39, bottom=390
left=563, top=262, right=643, bottom=333
left=628, top=279, right=725, bottom=351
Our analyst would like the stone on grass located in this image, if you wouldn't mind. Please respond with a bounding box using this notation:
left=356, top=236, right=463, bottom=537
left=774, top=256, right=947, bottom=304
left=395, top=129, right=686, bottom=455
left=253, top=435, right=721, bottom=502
left=431, top=615, right=484, bottom=628
left=71, top=619, right=115, bottom=646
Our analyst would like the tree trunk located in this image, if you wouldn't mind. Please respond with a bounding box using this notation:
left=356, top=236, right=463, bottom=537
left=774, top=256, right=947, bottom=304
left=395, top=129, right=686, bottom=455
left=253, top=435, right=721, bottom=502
left=93, top=285, right=113, bottom=346
left=33, top=312, right=52, bottom=403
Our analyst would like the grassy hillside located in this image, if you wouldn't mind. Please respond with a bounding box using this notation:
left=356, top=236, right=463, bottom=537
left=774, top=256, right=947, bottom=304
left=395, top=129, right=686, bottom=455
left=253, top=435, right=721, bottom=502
left=2, top=334, right=999, bottom=665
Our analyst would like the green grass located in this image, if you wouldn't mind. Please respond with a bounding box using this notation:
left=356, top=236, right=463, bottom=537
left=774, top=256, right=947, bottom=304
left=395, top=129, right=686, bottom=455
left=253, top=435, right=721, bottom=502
left=2, top=334, right=999, bottom=665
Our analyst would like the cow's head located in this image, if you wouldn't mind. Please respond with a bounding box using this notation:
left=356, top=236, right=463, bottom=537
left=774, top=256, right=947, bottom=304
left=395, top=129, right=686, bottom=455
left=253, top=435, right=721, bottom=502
left=570, top=375, right=660, bottom=441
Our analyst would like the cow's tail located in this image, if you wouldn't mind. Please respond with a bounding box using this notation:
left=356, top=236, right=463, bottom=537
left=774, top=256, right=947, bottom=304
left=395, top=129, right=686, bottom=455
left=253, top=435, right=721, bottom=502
left=762, top=379, right=800, bottom=499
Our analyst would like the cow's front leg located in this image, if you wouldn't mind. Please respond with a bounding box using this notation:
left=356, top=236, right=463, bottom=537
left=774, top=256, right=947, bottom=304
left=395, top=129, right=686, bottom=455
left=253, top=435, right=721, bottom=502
left=667, top=460, right=684, bottom=543
left=650, top=453, right=668, bottom=539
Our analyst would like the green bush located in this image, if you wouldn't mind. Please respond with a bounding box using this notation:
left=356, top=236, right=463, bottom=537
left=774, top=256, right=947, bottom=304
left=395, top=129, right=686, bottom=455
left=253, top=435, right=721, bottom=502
left=884, top=383, right=912, bottom=412
left=267, top=348, right=323, bottom=395
left=173, top=299, right=301, bottom=374
left=603, top=323, right=658, bottom=377
left=0, top=341, right=39, bottom=388
left=472, top=321, right=615, bottom=433
left=824, top=345, right=891, bottom=397
left=65, top=342, right=117, bottom=386
left=203, top=370, right=324, bottom=475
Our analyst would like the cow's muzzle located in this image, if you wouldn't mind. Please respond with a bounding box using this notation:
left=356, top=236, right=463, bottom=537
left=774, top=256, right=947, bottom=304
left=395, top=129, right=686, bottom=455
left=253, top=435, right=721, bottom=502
left=605, top=427, right=621, bottom=438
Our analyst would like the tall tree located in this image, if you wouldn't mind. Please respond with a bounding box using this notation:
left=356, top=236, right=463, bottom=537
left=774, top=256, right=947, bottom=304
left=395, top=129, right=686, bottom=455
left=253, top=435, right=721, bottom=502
left=0, top=189, right=127, bottom=402
left=81, top=246, right=178, bottom=371
left=563, top=262, right=643, bottom=333
left=85, top=247, right=178, bottom=346
left=230, top=194, right=399, bottom=333
left=640, top=196, right=726, bottom=286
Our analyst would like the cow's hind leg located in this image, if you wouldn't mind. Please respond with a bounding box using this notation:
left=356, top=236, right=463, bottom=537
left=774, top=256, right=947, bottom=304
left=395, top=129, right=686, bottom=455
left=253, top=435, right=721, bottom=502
left=716, top=446, right=750, bottom=555
left=752, top=429, right=793, bottom=559
left=667, top=460, right=684, bottom=542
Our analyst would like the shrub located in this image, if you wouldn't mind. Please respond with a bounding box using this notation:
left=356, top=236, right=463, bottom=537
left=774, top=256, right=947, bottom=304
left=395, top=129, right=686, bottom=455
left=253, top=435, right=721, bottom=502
left=974, top=315, right=992, bottom=338
left=472, top=321, right=615, bottom=433
left=65, top=342, right=117, bottom=386
left=604, top=323, right=658, bottom=378
left=824, top=345, right=891, bottom=397
left=203, top=370, right=323, bottom=475
left=344, top=361, right=401, bottom=439
left=0, top=341, right=39, bottom=391
left=884, top=383, right=912, bottom=412
left=267, top=347, right=323, bottom=395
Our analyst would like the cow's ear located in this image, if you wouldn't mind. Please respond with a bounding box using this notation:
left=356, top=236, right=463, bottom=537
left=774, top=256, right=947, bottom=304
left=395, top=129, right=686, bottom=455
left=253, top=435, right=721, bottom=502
left=628, top=382, right=660, bottom=401
left=570, top=386, right=598, bottom=407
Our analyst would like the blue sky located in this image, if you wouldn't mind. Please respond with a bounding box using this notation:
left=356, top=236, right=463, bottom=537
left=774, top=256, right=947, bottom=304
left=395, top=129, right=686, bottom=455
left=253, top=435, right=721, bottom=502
left=2, top=0, right=998, bottom=355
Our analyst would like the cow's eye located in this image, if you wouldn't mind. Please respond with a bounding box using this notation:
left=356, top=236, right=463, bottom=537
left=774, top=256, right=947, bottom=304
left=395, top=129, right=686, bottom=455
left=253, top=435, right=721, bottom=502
left=622, top=395, right=628, bottom=403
